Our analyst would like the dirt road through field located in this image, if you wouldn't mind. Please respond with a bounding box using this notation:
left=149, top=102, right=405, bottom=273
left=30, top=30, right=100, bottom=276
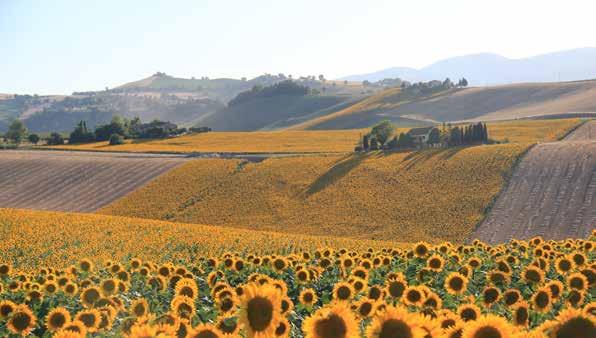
left=0, top=150, right=187, bottom=212
left=472, top=121, right=595, bottom=243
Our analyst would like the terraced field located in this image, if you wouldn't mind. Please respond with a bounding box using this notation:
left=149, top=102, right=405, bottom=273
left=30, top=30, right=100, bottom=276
left=0, top=151, right=186, bottom=212
left=473, top=120, right=595, bottom=243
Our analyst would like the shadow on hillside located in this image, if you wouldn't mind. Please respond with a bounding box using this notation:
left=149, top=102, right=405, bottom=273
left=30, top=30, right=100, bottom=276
left=402, top=147, right=466, bottom=170
left=302, top=152, right=374, bottom=197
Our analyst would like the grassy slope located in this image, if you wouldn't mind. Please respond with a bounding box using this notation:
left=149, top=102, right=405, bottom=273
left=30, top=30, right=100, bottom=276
left=0, top=208, right=400, bottom=269
left=101, top=143, right=528, bottom=243
left=291, top=80, right=596, bottom=130
left=44, top=118, right=580, bottom=154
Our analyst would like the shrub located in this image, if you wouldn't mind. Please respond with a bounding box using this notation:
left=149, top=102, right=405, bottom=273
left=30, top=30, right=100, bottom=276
left=109, top=134, right=125, bottom=145
left=46, top=132, right=64, bottom=145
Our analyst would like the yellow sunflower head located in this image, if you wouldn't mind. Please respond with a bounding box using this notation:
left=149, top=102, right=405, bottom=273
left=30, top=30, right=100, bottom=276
left=7, top=304, right=37, bottom=336
left=302, top=302, right=359, bottom=338
left=531, top=287, right=551, bottom=313
left=299, top=288, right=318, bottom=309
left=74, top=309, right=101, bottom=333
left=239, top=283, right=282, bottom=338
left=444, top=272, right=469, bottom=295
left=46, top=307, right=71, bottom=332
left=365, top=305, right=425, bottom=338
left=457, top=303, right=481, bottom=322
left=461, top=314, right=514, bottom=338
left=332, top=282, right=354, bottom=302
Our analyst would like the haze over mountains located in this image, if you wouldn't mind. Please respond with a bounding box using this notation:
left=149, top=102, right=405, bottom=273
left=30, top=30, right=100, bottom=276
left=341, top=48, right=596, bottom=85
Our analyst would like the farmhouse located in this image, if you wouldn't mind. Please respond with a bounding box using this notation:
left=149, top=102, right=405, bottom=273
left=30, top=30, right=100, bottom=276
left=407, top=126, right=434, bottom=146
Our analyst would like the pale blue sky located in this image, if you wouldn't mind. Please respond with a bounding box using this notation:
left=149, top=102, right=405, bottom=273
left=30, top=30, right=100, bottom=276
left=2, top=0, right=595, bottom=94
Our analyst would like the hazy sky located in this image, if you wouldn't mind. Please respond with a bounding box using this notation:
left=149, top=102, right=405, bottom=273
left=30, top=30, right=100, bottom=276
left=2, top=0, right=595, bottom=94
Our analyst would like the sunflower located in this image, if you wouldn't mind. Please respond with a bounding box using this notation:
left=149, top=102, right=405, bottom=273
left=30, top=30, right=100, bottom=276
left=217, top=295, right=238, bottom=316
left=58, top=320, right=88, bottom=337
left=543, top=281, right=563, bottom=302
left=467, top=257, right=482, bottom=270
left=444, top=322, right=465, bottom=338
left=186, top=323, right=225, bottom=338
left=239, top=284, right=282, bottom=338
left=548, top=307, right=596, bottom=338
left=350, top=277, right=367, bottom=294
left=426, top=255, right=445, bottom=272
left=445, top=272, right=469, bottom=295
left=502, top=289, right=522, bottom=307
left=567, top=289, right=585, bottom=308
left=99, top=278, right=118, bottom=297
left=299, top=288, right=318, bottom=309
left=509, top=300, right=530, bottom=327
left=171, top=295, right=195, bottom=322
left=386, top=276, right=407, bottom=299
left=570, top=252, right=587, bottom=267
left=332, top=282, right=355, bottom=302
left=303, top=302, right=359, bottom=338
left=80, top=286, right=101, bottom=308
left=0, top=300, right=16, bottom=318
left=7, top=304, right=37, bottom=336
left=52, top=329, right=86, bottom=338
left=423, top=292, right=443, bottom=310
left=402, top=286, right=426, bottom=307
left=531, top=288, right=551, bottom=313
left=567, top=272, right=588, bottom=291
left=367, top=285, right=384, bottom=301
left=130, top=298, right=150, bottom=317
left=437, top=310, right=460, bottom=329
left=46, top=307, right=71, bottom=332
left=522, top=266, right=545, bottom=284
left=275, top=317, right=291, bottom=337
left=481, top=286, right=500, bottom=307
left=280, top=296, right=294, bottom=316
left=78, top=259, right=93, bottom=273
left=354, top=298, right=377, bottom=319
left=272, top=258, right=288, bottom=272
left=216, top=316, right=240, bottom=335
left=75, top=309, right=101, bottom=333
left=487, top=271, right=510, bottom=286
left=413, top=242, right=430, bottom=258
left=44, top=280, right=59, bottom=295
left=296, top=269, right=311, bottom=284
left=175, top=278, right=199, bottom=300
left=555, top=256, right=575, bottom=275
left=457, top=303, right=481, bottom=322
left=365, top=305, right=425, bottom=338
left=461, top=314, right=514, bottom=338
left=352, top=267, right=369, bottom=280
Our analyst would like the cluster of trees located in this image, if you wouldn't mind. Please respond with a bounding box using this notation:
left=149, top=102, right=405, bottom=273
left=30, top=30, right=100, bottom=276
left=228, top=80, right=311, bottom=106
left=68, top=116, right=186, bottom=145
left=447, top=122, right=489, bottom=146
left=355, top=120, right=489, bottom=152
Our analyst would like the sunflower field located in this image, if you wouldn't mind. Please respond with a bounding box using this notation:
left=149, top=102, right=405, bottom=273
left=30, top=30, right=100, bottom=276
left=0, top=219, right=593, bottom=337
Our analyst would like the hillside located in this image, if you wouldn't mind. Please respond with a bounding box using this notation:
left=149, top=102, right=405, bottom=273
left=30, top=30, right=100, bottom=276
left=0, top=151, right=186, bottom=212
left=45, top=119, right=581, bottom=154
left=341, top=47, right=596, bottom=85
left=472, top=120, right=596, bottom=243
left=101, top=143, right=528, bottom=243
left=291, top=80, right=596, bottom=129
left=0, top=208, right=399, bottom=269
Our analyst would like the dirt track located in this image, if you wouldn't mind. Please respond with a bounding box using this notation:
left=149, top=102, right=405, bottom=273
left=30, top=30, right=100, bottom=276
left=472, top=121, right=595, bottom=243
left=0, top=150, right=187, bottom=212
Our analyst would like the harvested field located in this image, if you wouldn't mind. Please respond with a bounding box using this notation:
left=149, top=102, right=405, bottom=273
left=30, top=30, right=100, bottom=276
left=472, top=120, right=596, bottom=243
left=0, top=150, right=187, bottom=212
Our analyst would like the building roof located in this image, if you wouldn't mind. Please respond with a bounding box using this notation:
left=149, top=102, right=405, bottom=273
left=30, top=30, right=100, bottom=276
left=407, top=126, right=434, bottom=136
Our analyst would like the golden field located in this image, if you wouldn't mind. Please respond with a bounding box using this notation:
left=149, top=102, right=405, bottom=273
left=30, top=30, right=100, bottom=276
left=0, top=208, right=399, bottom=269
left=45, top=119, right=581, bottom=154
left=101, top=143, right=529, bottom=243
left=0, top=209, right=592, bottom=336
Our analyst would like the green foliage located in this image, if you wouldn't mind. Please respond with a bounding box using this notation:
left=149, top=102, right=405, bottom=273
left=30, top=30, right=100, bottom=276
left=428, top=128, right=441, bottom=145
left=5, top=119, right=27, bottom=144
left=369, top=120, right=395, bottom=146
left=109, top=133, right=125, bottom=145
left=95, top=116, right=128, bottom=141
left=27, top=133, right=40, bottom=145
left=69, top=120, right=95, bottom=144
left=46, top=132, right=64, bottom=145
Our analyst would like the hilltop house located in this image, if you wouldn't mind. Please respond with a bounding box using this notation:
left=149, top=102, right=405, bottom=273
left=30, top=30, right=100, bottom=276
left=407, top=126, right=434, bottom=146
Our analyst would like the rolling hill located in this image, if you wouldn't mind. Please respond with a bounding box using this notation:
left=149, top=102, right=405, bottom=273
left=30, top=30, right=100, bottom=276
left=291, top=80, right=596, bottom=130
left=341, top=47, right=596, bottom=85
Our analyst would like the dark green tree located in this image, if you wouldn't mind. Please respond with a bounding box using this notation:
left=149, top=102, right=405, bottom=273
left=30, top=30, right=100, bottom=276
left=46, top=132, right=64, bottom=145
left=27, top=133, right=40, bottom=145
left=428, top=128, right=441, bottom=145
left=6, top=120, right=27, bottom=144
left=370, top=120, right=395, bottom=146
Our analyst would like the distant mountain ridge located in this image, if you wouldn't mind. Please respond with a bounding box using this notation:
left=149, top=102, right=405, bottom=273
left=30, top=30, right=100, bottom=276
left=340, top=48, right=596, bottom=85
